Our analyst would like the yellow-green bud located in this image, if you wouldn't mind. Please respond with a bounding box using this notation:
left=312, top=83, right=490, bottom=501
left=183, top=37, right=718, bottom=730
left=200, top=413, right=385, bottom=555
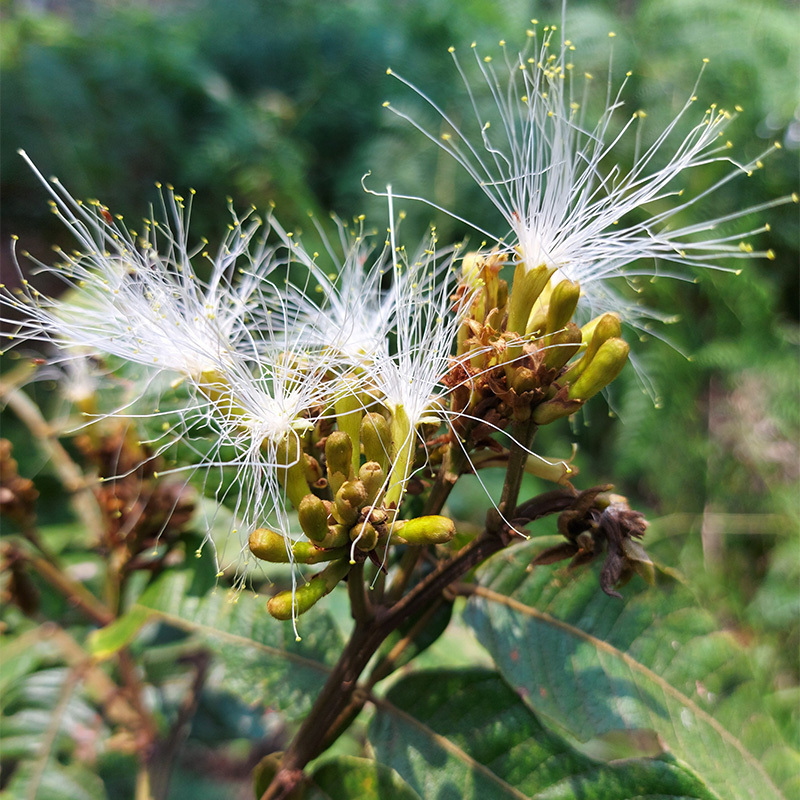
left=350, top=520, right=379, bottom=551
left=531, top=395, right=584, bottom=425
left=325, top=431, right=354, bottom=496
left=511, top=366, right=538, bottom=394
left=249, top=528, right=346, bottom=564
left=333, top=480, right=368, bottom=526
left=358, top=461, right=385, bottom=505
left=267, top=559, right=351, bottom=620
left=542, top=323, right=582, bottom=371
left=565, top=313, right=622, bottom=383
left=524, top=452, right=576, bottom=485
left=360, top=412, right=392, bottom=473
left=303, top=454, right=323, bottom=486
left=391, top=515, right=456, bottom=546
left=506, top=262, right=556, bottom=335
left=298, top=494, right=330, bottom=543
left=545, top=279, right=580, bottom=334
left=567, top=337, right=630, bottom=401
left=275, top=435, right=311, bottom=509
left=315, top=523, right=351, bottom=549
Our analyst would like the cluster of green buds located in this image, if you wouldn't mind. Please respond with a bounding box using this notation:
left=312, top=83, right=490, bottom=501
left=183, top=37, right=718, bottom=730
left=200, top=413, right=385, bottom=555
left=452, top=252, right=630, bottom=428
left=249, top=411, right=456, bottom=621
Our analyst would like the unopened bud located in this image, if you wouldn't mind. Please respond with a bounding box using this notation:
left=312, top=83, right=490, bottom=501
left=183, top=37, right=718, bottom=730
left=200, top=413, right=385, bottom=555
left=333, top=480, right=367, bottom=526
left=298, top=494, right=330, bottom=543
left=567, top=337, right=630, bottom=401
left=507, top=262, right=556, bottom=335
left=361, top=412, right=392, bottom=473
left=358, top=461, right=385, bottom=505
left=542, top=323, right=582, bottom=371
left=303, top=454, right=323, bottom=485
left=391, top=515, right=456, bottom=546
left=524, top=450, right=577, bottom=485
left=531, top=394, right=584, bottom=425
left=545, top=280, right=581, bottom=334
left=275, top=434, right=311, bottom=509
left=511, top=366, right=538, bottom=394
left=249, top=528, right=346, bottom=564
left=267, top=559, right=351, bottom=620
left=565, top=313, right=622, bottom=383
left=325, top=431, right=354, bottom=496
left=350, top=520, right=379, bottom=551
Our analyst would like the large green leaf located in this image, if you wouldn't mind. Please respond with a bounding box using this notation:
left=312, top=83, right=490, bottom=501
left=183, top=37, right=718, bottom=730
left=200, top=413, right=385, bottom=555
left=307, top=756, right=422, bottom=800
left=370, top=667, right=719, bottom=799
left=464, top=544, right=799, bottom=800
left=136, top=565, right=345, bottom=718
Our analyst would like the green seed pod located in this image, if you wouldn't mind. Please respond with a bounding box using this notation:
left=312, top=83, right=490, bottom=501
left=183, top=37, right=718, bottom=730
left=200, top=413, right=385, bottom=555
left=267, top=559, right=351, bottom=620
left=567, top=337, right=630, bottom=401
left=325, top=430, right=354, bottom=496
left=358, top=461, right=385, bottom=505
left=545, top=279, right=581, bottom=334
left=248, top=528, right=346, bottom=564
left=298, top=494, right=330, bottom=543
left=392, top=515, right=456, bottom=546
left=542, top=323, right=583, bottom=371
left=360, top=412, right=392, bottom=473
left=350, top=520, right=379, bottom=552
left=333, top=480, right=368, bottom=526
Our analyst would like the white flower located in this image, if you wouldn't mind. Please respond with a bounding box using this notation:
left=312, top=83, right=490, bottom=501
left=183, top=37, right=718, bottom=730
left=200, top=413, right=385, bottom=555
left=384, top=25, right=789, bottom=328
left=2, top=151, right=275, bottom=378
left=264, top=215, right=399, bottom=364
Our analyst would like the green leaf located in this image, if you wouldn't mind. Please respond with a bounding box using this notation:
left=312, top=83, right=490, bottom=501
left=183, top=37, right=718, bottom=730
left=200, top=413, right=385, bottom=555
left=370, top=668, right=719, bottom=799
left=464, top=546, right=797, bottom=800
left=136, top=565, right=345, bottom=718
left=308, top=756, right=421, bottom=800
left=87, top=606, right=151, bottom=659
left=3, top=761, right=108, bottom=800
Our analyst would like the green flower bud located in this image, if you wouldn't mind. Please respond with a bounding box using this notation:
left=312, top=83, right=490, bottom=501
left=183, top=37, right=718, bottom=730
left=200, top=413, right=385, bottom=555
left=564, top=313, right=622, bottom=383
left=511, top=366, right=538, bottom=394
left=267, top=559, right=351, bottom=620
left=350, top=520, right=379, bottom=551
left=542, top=323, right=583, bottom=371
left=249, top=528, right=346, bottom=564
left=524, top=449, right=577, bottom=485
left=315, top=523, right=351, bottom=549
left=358, top=461, right=385, bottom=505
left=391, top=515, right=456, bottom=546
left=303, top=454, right=323, bottom=486
left=506, top=262, right=556, bottom=335
left=361, top=412, right=392, bottom=473
left=334, top=391, right=365, bottom=475
left=275, top=434, right=311, bottom=510
left=531, top=394, right=584, bottom=425
left=567, top=337, right=630, bottom=401
left=325, top=430, right=354, bottom=496
left=298, top=494, right=330, bottom=543
left=333, top=480, right=368, bottom=526
left=545, top=279, right=581, bottom=334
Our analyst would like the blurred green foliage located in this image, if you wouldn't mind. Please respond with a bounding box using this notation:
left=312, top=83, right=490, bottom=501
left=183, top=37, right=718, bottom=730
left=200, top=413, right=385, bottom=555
left=1, top=0, right=797, bottom=796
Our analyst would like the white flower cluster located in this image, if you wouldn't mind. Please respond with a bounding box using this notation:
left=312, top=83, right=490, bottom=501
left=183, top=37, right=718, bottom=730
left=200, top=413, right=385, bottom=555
left=2, top=23, right=791, bottom=585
